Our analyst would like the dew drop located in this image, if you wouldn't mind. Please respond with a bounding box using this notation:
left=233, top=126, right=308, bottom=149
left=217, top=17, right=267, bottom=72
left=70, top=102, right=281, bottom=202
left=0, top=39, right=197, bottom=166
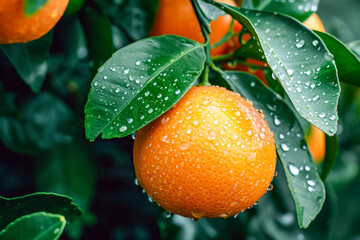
left=135, top=61, right=141, bottom=66
left=281, top=143, right=290, bottom=152
left=134, top=178, right=139, bottom=185
left=307, top=180, right=315, bottom=186
left=175, top=89, right=181, bottom=94
left=287, top=69, right=294, bottom=76
left=295, top=40, right=305, bottom=48
left=288, top=163, right=300, bottom=176
left=312, top=40, right=319, bottom=47
left=119, top=125, right=127, bottom=132
left=319, top=112, right=326, bottom=118
left=274, top=115, right=281, bottom=126
left=164, top=211, right=173, bottom=218
left=147, top=194, right=154, bottom=202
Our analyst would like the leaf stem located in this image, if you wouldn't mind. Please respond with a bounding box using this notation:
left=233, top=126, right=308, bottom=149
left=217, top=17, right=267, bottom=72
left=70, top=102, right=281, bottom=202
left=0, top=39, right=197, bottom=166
left=199, top=64, right=211, bottom=86
left=190, top=0, right=212, bottom=86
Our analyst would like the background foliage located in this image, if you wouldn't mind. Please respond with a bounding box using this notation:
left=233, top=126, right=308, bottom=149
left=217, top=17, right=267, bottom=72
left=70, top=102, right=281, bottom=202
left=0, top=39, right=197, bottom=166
left=1, top=0, right=360, bottom=239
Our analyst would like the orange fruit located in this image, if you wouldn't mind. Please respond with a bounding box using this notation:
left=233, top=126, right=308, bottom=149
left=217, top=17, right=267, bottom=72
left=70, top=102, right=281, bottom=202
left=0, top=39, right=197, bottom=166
left=149, top=0, right=238, bottom=56
left=306, top=125, right=325, bottom=164
left=0, top=0, right=69, bottom=44
left=133, top=86, right=276, bottom=219
left=303, top=13, right=325, bottom=32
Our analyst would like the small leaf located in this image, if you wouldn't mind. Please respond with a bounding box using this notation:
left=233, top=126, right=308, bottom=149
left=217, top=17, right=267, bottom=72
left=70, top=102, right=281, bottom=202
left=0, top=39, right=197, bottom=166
left=315, top=31, right=360, bottom=86
left=24, top=0, right=49, bottom=15
left=210, top=3, right=340, bottom=136
left=214, top=71, right=325, bottom=228
left=0, top=212, right=66, bottom=240
left=0, top=193, right=83, bottom=230
left=81, top=7, right=114, bottom=73
left=85, top=35, right=206, bottom=141
left=240, top=0, right=319, bottom=22
left=0, top=31, right=53, bottom=92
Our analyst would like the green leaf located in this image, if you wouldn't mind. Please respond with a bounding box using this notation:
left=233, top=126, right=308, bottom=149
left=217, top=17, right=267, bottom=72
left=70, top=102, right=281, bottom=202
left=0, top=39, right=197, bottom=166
left=348, top=40, right=360, bottom=58
left=81, top=7, right=114, bottom=73
left=0, top=212, right=66, bottom=240
left=35, top=139, right=97, bottom=238
left=240, top=0, right=318, bottom=22
left=233, top=29, right=265, bottom=61
left=314, top=31, right=360, bottom=86
left=93, top=0, right=159, bottom=40
left=0, top=193, right=82, bottom=230
left=35, top=140, right=96, bottom=211
left=84, top=35, right=206, bottom=141
left=0, top=32, right=53, bottom=92
left=0, top=92, right=75, bottom=154
left=210, top=3, right=340, bottom=136
left=24, top=0, right=49, bottom=16
left=214, top=71, right=325, bottom=228
left=320, top=135, right=339, bottom=180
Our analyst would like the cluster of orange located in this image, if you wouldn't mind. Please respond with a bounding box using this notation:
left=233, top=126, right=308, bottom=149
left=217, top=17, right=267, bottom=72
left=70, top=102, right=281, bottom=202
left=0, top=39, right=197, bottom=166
left=0, top=0, right=325, bottom=219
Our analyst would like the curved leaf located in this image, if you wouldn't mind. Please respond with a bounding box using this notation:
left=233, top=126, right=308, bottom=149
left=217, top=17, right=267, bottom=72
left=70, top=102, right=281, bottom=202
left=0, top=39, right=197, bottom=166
left=209, top=3, right=340, bottom=136
left=241, top=0, right=319, bottom=22
left=0, top=212, right=66, bottom=240
left=315, top=31, right=360, bottom=86
left=81, top=6, right=114, bottom=73
left=0, top=32, right=53, bottom=92
left=348, top=40, right=360, bottom=58
left=0, top=193, right=82, bottom=230
left=85, top=35, right=206, bottom=141
left=214, top=71, right=325, bottom=228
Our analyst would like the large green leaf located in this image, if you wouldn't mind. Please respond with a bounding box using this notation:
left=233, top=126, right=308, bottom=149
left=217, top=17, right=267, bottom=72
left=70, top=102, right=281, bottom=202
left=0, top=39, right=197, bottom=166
left=24, top=0, right=49, bottom=15
left=214, top=71, right=325, bottom=228
left=208, top=3, right=340, bottom=136
left=348, top=40, right=360, bottom=58
left=241, top=0, right=319, bottom=22
left=0, top=32, right=53, bottom=92
left=314, top=31, right=360, bottom=86
left=0, top=212, right=66, bottom=240
left=85, top=35, right=206, bottom=141
left=0, top=193, right=82, bottom=230
left=0, top=92, right=75, bottom=154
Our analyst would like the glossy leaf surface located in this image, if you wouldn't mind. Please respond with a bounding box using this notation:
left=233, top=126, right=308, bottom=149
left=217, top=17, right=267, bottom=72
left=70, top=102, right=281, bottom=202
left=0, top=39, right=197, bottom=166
left=209, top=3, right=340, bottom=136
left=0, top=212, right=66, bottom=240
left=85, top=35, right=206, bottom=141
